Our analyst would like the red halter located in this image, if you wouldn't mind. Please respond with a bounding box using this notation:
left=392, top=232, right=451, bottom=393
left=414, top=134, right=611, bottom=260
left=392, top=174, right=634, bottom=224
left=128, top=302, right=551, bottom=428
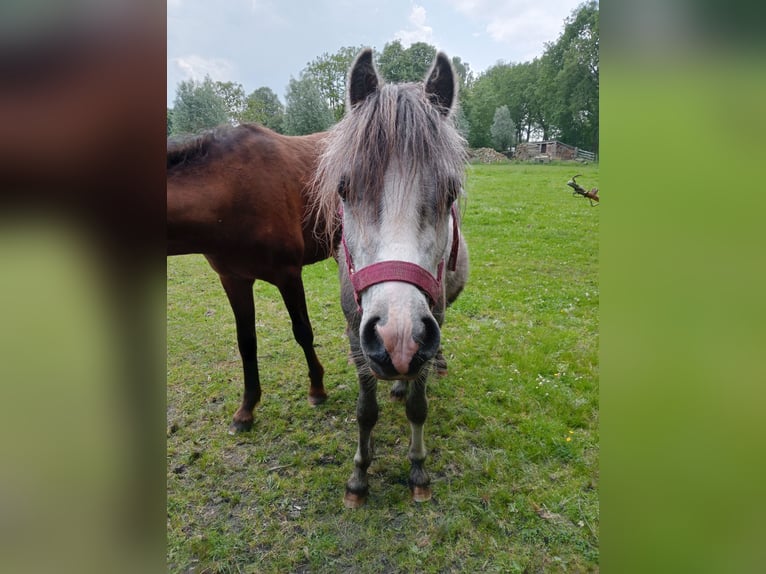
left=341, top=204, right=461, bottom=309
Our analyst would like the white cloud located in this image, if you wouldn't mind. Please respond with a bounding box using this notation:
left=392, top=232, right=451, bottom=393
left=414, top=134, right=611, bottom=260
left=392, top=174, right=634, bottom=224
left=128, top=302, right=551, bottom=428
left=447, top=0, right=576, bottom=57
left=450, top=0, right=480, bottom=14
left=394, top=4, right=434, bottom=46
left=486, top=7, right=557, bottom=44
left=171, top=55, right=236, bottom=83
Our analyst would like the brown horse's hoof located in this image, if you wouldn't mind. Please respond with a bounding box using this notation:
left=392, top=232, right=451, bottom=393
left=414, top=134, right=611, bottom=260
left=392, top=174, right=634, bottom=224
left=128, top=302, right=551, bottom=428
left=343, top=490, right=367, bottom=509
left=434, top=350, right=448, bottom=377
left=228, top=419, right=253, bottom=435
left=308, top=393, right=328, bottom=406
left=411, top=485, right=432, bottom=503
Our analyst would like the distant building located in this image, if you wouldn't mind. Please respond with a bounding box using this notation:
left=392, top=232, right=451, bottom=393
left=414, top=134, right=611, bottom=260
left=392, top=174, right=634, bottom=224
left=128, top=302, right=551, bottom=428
left=514, top=140, right=596, bottom=163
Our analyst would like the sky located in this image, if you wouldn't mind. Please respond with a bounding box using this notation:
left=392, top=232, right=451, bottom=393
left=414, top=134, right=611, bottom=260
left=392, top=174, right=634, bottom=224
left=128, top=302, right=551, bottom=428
left=167, top=0, right=587, bottom=108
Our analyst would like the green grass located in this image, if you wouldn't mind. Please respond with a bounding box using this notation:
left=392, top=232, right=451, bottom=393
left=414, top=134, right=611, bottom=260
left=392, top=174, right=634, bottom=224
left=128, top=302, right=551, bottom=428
left=167, top=162, right=599, bottom=573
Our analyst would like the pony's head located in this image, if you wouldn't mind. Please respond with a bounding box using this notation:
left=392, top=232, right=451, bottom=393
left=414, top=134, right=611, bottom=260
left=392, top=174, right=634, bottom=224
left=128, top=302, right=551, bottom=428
left=315, top=48, right=466, bottom=380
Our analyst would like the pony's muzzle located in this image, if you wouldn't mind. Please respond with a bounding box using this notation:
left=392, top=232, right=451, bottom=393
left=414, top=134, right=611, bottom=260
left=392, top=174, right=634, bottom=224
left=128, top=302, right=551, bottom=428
left=360, top=312, right=440, bottom=379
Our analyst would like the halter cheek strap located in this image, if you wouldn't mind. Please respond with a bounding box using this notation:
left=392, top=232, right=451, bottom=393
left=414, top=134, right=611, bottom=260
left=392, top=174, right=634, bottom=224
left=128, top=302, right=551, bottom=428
left=341, top=203, right=461, bottom=309
left=447, top=202, right=460, bottom=272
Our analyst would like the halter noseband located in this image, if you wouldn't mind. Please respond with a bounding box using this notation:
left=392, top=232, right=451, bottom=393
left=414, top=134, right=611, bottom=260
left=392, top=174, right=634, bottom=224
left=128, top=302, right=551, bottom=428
left=341, top=203, right=461, bottom=309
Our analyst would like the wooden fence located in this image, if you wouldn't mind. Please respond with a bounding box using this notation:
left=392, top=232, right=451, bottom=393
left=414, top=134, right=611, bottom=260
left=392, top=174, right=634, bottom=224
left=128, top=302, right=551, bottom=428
left=576, top=148, right=596, bottom=162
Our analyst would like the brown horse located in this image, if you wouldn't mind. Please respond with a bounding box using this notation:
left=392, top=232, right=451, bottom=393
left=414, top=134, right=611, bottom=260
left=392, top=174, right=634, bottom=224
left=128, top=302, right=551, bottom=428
left=167, top=123, right=334, bottom=433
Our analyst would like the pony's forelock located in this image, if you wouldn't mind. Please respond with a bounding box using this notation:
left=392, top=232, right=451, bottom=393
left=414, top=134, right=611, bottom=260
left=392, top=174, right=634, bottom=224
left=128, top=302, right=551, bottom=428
left=310, top=78, right=467, bottom=248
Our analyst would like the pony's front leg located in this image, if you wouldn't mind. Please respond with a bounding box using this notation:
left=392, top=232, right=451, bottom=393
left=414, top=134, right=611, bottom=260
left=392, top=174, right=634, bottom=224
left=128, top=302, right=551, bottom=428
left=406, top=376, right=431, bottom=502
left=344, top=373, right=378, bottom=508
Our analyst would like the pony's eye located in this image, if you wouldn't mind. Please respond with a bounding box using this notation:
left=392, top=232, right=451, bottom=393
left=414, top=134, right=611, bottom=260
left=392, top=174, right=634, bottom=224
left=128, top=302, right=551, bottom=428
left=338, top=176, right=349, bottom=200
left=446, top=178, right=461, bottom=204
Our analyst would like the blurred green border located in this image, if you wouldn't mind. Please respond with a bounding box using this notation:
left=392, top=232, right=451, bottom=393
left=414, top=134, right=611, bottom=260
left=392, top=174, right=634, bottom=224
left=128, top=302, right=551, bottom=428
left=601, top=3, right=766, bottom=571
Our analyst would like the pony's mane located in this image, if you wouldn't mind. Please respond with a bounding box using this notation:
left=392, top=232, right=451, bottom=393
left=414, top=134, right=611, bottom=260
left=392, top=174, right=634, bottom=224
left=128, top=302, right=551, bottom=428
left=311, top=80, right=467, bottom=245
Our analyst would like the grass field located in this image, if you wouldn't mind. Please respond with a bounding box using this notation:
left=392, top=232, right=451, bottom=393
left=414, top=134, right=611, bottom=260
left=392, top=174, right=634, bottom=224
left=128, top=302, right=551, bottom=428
left=167, top=162, right=599, bottom=573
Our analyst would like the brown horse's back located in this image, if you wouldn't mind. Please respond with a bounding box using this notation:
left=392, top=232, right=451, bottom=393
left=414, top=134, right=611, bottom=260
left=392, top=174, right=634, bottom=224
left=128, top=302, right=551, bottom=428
left=167, top=124, right=329, bottom=281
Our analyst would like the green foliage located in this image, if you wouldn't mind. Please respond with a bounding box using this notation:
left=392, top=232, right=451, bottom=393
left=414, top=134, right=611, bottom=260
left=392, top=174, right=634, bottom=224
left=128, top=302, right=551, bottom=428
left=539, top=1, right=599, bottom=151
left=514, top=59, right=545, bottom=142
left=214, top=80, right=247, bottom=125
left=304, top=46, right=365, bottom=122
left=170, top=77, right=252, bottom=133
left=242, top=87, right=285, bottom=133
left=463, top=68, right=503, bottom=148
left=283, top=74, right=335, bottom=135
left=465, top=59, right=543, bottom=148
left=167, top=163, right=599, bottom=572
left=453, top=105, right=471, bottom=141
left=531, top=58, right=555, bottom=141
left=450, top=55, right=473, bottom=93
left=171, top=75, right=229, bottom=136
left=377, top=40, right=437, bottom=83
left=298, top=44, right=473, bottom=125
left=463, top=2, right=599, bottom=152
left=167, top=108, right=173, bottom=136
left=490, top=105, right=516, bottom=151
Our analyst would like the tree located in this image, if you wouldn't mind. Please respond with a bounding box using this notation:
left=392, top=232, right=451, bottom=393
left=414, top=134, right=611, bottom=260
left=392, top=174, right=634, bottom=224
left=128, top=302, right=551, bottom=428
left=465, top=61, right=536, bottom=147
left=450, top=56, right=473, bottom=93
left=457, top=1, right=598, bottom=151
left=213, top=81, right=247, bottom=125
left=171, top=75, right=229, bottom=135
left=283, top=74, right=334, bottom=135
left=453, top=105, right=471, bottom=141
left=377, top=40, right=436, bottom=83
left=241, top=87, right=285, bottom=133
left=376, top=40, right=407, bottom=82
left=528, top=57, right=554, bottom=141
left=405, top=42, right=439, bottom=80
left=463, top=66, right=504, bottom=148
left=490, top=105, right=515, bottom=151
left=539, top=1, right=599, bottom=151
left=167, top=108, right=173, bottom=136
left=304, top=46, right=365, bottom=122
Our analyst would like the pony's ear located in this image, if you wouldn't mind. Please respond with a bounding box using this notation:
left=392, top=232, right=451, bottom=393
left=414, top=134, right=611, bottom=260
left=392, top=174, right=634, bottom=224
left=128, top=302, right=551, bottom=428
left=348, top=48, right=379, bottom=108
left=424, top=52, right=456, bottom=116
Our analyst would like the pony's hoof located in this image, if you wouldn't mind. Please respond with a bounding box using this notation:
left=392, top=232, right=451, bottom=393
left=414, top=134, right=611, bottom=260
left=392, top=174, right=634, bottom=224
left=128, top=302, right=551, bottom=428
left=343, top=490, right=367, bottom=509
left=411, top=485, right=432, bottom=503
left=228, top=419, right=253, bottom=435
left=308, top=393, right=328, bottom=406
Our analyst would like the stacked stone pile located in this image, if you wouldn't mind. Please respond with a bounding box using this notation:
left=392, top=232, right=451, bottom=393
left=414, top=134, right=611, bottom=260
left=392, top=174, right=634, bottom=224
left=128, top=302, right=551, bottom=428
left=468, top=148, right=509, bottom=163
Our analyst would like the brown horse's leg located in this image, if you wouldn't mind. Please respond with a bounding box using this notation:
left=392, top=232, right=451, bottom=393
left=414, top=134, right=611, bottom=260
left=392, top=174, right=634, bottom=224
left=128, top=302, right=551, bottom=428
left=433, top=349, right=448, bottom=377
left=277, top=275, right=327, bottom=405
left=219, top=275, right=260, bottom=433
left=344, top=373, right=378, bottom=508
left=406, top=376, right=431, bottom=502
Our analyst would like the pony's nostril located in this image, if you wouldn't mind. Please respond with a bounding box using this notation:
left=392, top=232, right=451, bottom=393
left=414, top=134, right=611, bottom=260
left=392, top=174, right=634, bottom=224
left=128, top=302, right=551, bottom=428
left=360, top=316, right=387, bottom=362
left=414, top=315, right=441, bottom=363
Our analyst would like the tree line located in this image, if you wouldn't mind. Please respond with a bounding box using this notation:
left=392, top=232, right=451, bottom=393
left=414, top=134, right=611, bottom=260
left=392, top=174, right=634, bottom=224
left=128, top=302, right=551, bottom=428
left=168, top=1, right=598, bottom=153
